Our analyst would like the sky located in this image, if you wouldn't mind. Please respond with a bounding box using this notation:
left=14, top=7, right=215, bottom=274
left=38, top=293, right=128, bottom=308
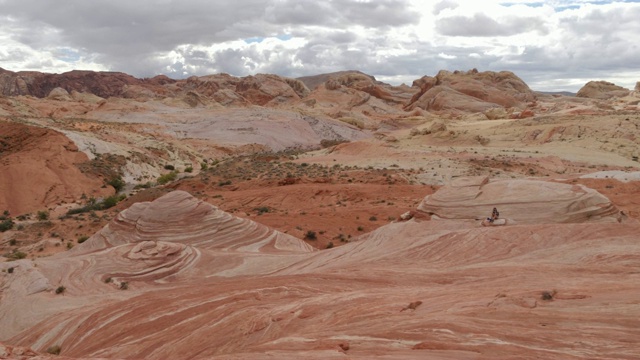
left=1, top=0, right=639, bottom=92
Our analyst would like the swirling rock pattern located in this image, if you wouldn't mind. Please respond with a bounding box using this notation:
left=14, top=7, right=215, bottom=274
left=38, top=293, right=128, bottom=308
left=2, top=188, right=639, bottom=360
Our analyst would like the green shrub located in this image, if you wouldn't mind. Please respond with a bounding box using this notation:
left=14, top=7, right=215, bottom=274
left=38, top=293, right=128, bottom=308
left=38, top=210, right=49, bottom=220
left=134, top=182, right=153, bottom=189
left=9, top=239, right=17, bottom=246
left=7, top=267, right=14, bottom=274
left=304, top=230, right=317, bottom=240
left=107, top=176, right=126, bottom=192
left=218, top=180, right=232, bottom=186
left=369, top=216, right=377, bottom=221
left=0, top=219, right=14, bottom=232
left=200, top=162, right=208, bottom=171
left=254, top=206, right=270, bottom=215
left=77, top=236, right=89, bottom=244
left=184, top=166, right=193, bottom=173
left=164, top=164, right=175, bottom=170
left=157, top=171, right=177, bottom=185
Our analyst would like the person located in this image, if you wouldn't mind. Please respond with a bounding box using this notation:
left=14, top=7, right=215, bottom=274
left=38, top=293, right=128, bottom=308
left=486, top=207, right=499, bottom=223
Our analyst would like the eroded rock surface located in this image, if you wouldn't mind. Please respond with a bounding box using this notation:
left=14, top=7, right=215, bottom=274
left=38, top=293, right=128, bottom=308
left=418, top=176, right=621, bottom=224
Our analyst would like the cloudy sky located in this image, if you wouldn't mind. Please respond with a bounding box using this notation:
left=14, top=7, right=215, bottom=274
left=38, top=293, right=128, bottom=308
left=1, top=0, right=639, bottom=91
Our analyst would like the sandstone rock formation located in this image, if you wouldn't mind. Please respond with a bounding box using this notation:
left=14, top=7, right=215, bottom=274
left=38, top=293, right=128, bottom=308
left=0, top=122, right=112, bottom=215
left=2, top=186, right=639, bottom=359
left=576, top=80, right=630, bottom=99
left=418, top=176, right=621, bottom=224
left=406, top=69, right=536, bottom=113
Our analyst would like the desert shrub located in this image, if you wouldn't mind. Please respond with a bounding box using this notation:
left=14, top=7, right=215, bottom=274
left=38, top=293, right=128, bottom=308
left=46, top=345, right=61, bottom=355
left=77, top=236, right=89, bottom=244
left=134, top=181, right=153, bottom=189
left=9, top=251, right=26, bottom=260
left=120, top=281, right=129, bottom=290
left=38, top=210, right=49, bottom=220
left=164, top=164, right=175, bottom=170
left=369, top=216, right=378, bottom=221
left=200, top=162, right=208, bottom=171
left=357, top=226, right=364, bottom=231
left=101, top=195, right=120, bottom=209
left=105, top=277, right=113, bottom=283
left=541, top=290, right=556, bottom=301
left=55, top=286, right=66, bottom=294
left=0, top=219, right=14, bottom=232
left=8, top=267, right=14, bottom=273
left=218, top=180, right=232, bottom=186
left=107, top=176, right=126, bottom=192
left=326, top=242, right=334, bottom=249
left=304, top=230, right=317, bottom=240
left=184, top=166, right=193, bottom=173
left=157, top=171, right=177, bottom=185
left=9, top=239, right=17, bottom=246
left=254, top=206, right=270, bottom=215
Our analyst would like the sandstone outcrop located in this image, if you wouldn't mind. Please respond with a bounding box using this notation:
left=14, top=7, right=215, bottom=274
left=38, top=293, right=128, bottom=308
left=418, top=176, right=621, bottom=224
left=0, top=122, right=111, bottom=215
left=406, top=69, right=536, bottom=113
left=577, top=80, right=630, bottom=99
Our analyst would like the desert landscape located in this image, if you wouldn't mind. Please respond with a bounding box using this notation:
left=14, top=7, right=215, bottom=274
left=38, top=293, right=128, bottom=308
left=1, top=67, right=640, bottom=359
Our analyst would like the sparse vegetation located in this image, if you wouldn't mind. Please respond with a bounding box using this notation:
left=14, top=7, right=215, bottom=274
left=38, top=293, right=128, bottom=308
left=46, top=345, right=62, bottom=355
left=55, top=286, right=66, bottom=294
left=66, top=194, right=126, bottom=215
left=77, top=235, right=89, bottom=243
left=120, top=281, right=129, bottom=290
left=37, top=210, right=49, bottom=221
left=164, top=164, right=175, bottom=170
left=157, top=171, right=178, bottom=185
left=184, top=166, right=193, bottom=173
left=0, top=218, right=14, bottom=232
left=541, top=290, right=556, bottom=301
left=8, top=267, right=14, bottom=273
left=254, top=206, right=270, bottom=215
left=304, top=230, right=317, bottom=240
left=326, top=242, right=334, bottom=249
left=8, top=251, right=26, bottom=260
left=107, top=176, right=126, bottom=192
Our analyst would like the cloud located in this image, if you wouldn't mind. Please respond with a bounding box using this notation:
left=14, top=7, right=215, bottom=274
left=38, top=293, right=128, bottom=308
left=0, top=0, right=639, bottom=91
left=436, top=13, right=547, bottom=36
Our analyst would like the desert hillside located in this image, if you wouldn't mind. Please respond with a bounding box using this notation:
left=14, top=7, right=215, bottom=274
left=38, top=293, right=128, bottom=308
left=1, top=68, right=639, bottom=359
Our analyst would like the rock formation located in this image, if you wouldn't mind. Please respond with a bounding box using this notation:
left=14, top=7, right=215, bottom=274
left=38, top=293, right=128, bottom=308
left=418, top=176, right=621, bottom=224
left=0, top=122, right=111, bottom=215
left=576, top=80, right=630, bottom=99
left=405, top=69, right=536, bottom=113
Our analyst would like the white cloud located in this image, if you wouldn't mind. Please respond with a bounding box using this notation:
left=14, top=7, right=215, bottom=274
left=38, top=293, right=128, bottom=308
left=0, top=0, right=638, bottom=91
